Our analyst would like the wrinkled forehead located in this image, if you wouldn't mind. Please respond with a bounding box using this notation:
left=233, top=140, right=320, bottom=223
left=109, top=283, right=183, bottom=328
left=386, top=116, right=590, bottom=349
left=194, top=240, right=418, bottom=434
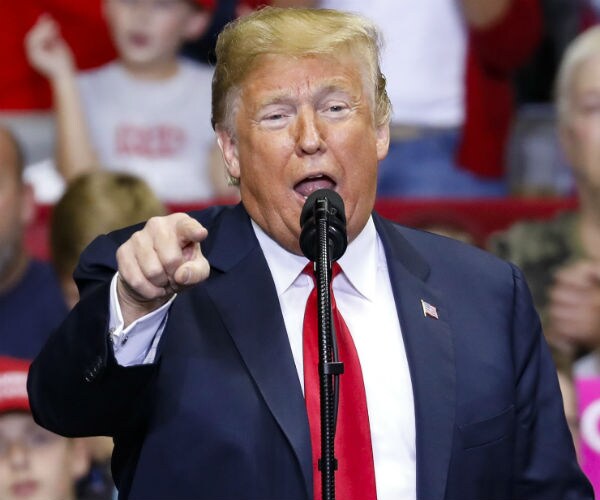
left=217, top=49, right=376, bottom=135
left=238, top=52, right=373, bottom=108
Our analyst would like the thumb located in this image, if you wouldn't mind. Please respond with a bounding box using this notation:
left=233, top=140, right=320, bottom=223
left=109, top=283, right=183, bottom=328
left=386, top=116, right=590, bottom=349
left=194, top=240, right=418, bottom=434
left=173, top=256, right=210, bottom=288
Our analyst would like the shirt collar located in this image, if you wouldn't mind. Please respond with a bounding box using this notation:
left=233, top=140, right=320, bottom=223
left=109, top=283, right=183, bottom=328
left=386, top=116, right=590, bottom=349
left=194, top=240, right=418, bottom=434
left=252, top=216, right=380, bottom=301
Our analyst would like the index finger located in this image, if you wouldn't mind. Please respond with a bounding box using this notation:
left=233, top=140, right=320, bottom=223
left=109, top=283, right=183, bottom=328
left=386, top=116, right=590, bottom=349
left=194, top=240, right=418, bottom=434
left=174, top=215, right=208, bottom=247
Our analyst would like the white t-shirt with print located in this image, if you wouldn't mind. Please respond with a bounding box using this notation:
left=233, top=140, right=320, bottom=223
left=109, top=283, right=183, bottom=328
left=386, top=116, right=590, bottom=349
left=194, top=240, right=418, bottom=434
left=78, top=59, right=216, bottom=202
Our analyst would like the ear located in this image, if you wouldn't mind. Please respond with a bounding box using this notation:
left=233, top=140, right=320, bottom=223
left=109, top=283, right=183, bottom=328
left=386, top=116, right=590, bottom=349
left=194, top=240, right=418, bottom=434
left=68, top=438, right=92, bottom=481
left=60, top=276, right=80, bottom=310
left=183, top=10, right=212, bottom=41
left=375, top=122, right=390, bottom=161
left=216, top=127, right=241, bottom=181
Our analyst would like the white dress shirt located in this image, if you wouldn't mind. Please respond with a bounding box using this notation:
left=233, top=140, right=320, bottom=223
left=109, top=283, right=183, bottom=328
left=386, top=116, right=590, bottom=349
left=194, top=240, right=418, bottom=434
left=108, top=216, right=416, bottom=499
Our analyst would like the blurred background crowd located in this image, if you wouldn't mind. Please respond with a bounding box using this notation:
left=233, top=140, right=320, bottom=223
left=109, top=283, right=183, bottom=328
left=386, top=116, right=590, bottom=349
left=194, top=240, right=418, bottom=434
left=2, top=0, right=600, bottom=498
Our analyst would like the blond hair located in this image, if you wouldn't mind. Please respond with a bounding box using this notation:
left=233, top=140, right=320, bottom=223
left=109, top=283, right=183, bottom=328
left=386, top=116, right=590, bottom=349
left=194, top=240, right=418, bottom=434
left=50, top=171, right=166, bottom=279
left=556, top=26, right=600, bottom=124
left=211, top=6, right=391, bottom=134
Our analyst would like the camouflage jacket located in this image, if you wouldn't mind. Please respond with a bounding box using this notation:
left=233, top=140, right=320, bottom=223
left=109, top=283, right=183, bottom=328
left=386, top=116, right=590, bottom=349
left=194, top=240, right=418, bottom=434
left=488, top=211, right=582, bottom=330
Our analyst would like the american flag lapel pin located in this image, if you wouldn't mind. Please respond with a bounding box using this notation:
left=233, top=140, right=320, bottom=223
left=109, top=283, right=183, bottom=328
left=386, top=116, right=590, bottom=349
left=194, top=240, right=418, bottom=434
left=421, top=299, right=439, bottom=319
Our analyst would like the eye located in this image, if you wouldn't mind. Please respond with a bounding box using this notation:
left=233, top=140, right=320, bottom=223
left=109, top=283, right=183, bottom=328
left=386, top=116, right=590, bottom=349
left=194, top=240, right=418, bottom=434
left=580, top=103, right=600, bottom=115
left=265, top=113, right=285, bottom=121
left=321, top=102, right=350, bottom=118
left=259, top=105, right=294, bottom=128
left=24, top=428, right=59, bottom=448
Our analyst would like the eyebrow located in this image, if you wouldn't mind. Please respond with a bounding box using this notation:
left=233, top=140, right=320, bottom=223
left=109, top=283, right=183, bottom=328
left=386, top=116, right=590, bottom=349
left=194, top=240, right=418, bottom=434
left=257, top=82, right=356, bottom=109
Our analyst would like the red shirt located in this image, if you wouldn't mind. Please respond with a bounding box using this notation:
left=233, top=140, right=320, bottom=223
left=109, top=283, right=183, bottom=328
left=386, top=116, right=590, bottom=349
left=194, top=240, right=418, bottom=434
left=460, top=0, right=542, bottom=177
left=0, top=0, right=115, bottom=111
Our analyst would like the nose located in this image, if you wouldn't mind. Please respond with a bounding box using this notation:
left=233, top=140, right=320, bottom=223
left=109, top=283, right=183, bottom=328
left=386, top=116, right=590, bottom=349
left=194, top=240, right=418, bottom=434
left=6, top=443, right=29, bottom=470
left=295, top=107, right=325, bottom=156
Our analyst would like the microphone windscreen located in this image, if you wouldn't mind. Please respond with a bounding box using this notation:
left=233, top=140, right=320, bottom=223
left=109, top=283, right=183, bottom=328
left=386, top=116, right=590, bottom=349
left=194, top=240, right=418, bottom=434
left=299, top=189, right=347, bottom=262
left=300, top=189, right=345, bottom=226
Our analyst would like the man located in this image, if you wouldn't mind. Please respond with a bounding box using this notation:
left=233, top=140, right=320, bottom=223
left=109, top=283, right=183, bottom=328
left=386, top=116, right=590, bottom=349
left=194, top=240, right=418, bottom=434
left=272, top=0, right=541, bottom=197
left=0, top=126, right=67, bottom=358
left=28, top=7, right=592, bottom=500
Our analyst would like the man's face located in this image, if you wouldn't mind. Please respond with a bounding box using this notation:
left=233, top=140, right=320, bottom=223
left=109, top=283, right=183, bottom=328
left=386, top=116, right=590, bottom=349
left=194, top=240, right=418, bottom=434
left=0, top=413, right=88, bottom=500
left=218, top=53, right=389, bottom=254
left=561, top=53, right=600, bottom=193
left=103, top=0, right=206, bottom=72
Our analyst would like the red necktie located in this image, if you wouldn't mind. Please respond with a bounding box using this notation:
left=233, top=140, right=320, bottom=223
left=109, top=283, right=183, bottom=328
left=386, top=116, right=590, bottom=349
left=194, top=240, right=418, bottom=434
left=302, top=263, right=377, bottom=500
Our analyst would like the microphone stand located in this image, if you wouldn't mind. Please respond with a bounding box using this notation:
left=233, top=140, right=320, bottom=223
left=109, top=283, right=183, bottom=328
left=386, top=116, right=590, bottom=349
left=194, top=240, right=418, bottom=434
left=313, top=197, right=344, bottom=500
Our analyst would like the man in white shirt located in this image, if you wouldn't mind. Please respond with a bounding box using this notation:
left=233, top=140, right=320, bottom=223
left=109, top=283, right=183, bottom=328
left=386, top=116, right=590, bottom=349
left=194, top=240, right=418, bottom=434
left=28, top=7, right=591, bottom=500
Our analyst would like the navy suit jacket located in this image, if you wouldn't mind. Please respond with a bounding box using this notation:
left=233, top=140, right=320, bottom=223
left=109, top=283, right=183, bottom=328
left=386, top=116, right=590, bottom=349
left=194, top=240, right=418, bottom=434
left=28, top=204, right=592, bottom=499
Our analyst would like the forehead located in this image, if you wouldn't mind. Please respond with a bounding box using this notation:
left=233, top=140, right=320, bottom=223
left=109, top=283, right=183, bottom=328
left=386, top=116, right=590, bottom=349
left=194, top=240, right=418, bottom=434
left=571, top=53, right=600, bottom=93
left=240, top=53, right=369, bottom=104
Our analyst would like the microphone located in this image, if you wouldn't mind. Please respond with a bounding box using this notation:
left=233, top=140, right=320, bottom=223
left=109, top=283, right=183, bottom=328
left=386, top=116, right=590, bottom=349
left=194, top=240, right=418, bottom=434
left=299, top=189, right=348, bottom=262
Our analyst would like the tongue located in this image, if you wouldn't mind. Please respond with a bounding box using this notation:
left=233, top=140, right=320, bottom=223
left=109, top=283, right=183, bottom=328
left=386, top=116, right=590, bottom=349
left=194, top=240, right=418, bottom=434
left=294, top=177, right=335, bottom=197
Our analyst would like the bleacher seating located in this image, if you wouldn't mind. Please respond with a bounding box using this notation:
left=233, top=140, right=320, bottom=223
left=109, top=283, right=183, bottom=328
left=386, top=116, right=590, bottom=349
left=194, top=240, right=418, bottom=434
left=27, top=196, right=579, bottom=261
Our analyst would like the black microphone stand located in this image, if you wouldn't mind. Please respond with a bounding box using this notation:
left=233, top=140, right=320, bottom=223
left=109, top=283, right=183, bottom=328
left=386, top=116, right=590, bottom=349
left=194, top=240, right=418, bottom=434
left=313, top=197, right=344, bottom=500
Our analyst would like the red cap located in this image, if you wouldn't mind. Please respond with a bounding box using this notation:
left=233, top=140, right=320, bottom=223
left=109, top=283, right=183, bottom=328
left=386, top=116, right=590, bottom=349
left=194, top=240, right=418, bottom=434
left=0, top=357, right=31, bottom=414
left=195, top=0, right=215, bottom=10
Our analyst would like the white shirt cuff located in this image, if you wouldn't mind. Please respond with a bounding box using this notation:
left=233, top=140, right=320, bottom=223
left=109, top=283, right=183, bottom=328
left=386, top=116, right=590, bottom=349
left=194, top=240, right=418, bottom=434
left=108, top=273, right=176, bottom=366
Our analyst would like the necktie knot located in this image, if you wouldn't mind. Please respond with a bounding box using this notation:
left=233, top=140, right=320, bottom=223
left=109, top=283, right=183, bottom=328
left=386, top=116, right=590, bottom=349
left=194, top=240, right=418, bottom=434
left=302, top=262, right=343, bottom=285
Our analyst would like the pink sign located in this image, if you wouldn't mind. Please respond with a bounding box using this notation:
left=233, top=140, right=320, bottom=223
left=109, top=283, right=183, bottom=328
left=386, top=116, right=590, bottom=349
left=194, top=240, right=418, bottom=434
left=576, top=377, right=600, bottom=497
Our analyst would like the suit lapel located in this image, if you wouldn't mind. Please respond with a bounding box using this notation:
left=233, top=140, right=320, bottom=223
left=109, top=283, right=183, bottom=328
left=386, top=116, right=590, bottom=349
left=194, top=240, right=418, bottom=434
left=375, top=214, right=456, bottom=500
left=196, top=206, right=455, bottom=500
left=201, top=205, right=313, bottom=499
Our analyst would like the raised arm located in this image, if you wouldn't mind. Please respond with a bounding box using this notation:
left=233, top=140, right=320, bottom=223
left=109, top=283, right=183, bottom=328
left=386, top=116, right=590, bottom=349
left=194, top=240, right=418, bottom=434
left=461, top=0, right=511, bottom=29
left=463, top=0, right=542, bottom=73
left=25, top=15, right=99, bottom=181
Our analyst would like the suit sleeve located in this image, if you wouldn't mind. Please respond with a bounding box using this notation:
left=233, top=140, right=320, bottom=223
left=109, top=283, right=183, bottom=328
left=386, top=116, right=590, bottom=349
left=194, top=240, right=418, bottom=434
left=510, top=263, right=593, bottom=498
left=27, top=228, right=159, bottom=438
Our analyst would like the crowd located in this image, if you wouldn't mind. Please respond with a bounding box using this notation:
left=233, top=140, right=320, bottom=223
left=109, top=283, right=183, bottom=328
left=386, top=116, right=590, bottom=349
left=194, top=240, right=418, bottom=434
left=0, top=0, right=600, bottom=498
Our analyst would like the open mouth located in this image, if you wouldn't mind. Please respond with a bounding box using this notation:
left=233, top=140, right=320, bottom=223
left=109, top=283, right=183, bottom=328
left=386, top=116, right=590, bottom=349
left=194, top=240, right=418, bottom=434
left=11, top=480, right=39, bottom=497
left=129, top=33, right=150, bottom=47
left=293, top=174, right=336, bottom=198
